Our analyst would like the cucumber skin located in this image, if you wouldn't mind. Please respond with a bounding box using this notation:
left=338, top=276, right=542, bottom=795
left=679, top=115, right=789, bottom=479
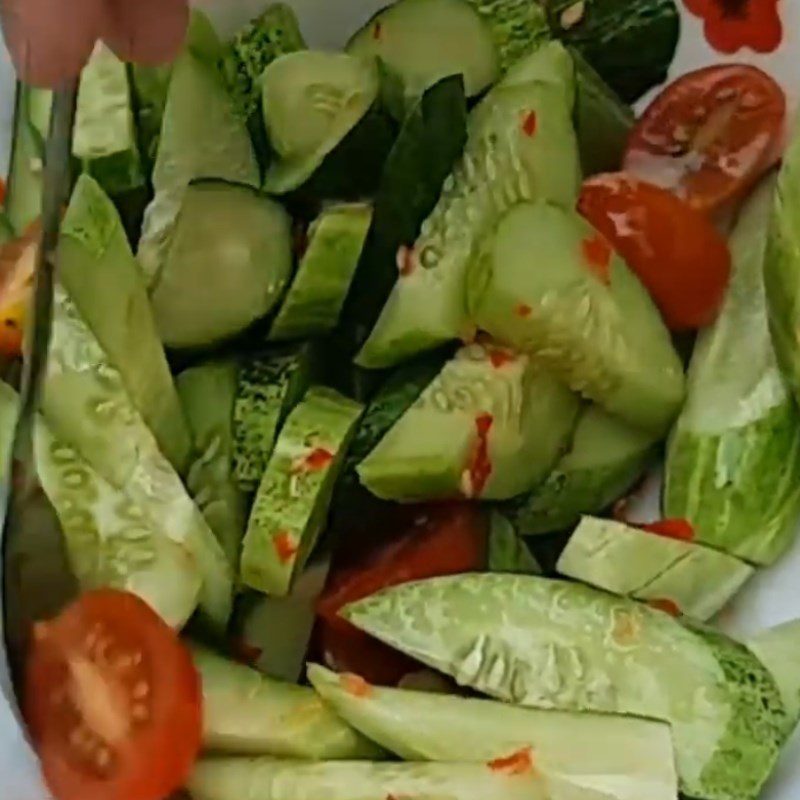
left=664, top=401, right=800, bottom=565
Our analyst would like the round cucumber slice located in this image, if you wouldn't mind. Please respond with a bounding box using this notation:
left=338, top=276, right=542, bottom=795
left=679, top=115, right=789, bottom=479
left=261, top=51, right=380, bottom=194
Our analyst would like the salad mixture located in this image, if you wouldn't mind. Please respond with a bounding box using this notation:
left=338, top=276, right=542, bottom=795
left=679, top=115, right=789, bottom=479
left=0, top=2, right=799, bottom=800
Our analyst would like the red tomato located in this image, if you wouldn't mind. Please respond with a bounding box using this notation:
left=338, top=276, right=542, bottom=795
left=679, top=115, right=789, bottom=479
left=0, top=220, right=39, bottom=358
left=25, top=590, right=202, bottom=800
left=624, top=64, right=785, bottom=213
left=578, top=173, right=731, bottom=330
left=316, top=503, right=487, bottom=684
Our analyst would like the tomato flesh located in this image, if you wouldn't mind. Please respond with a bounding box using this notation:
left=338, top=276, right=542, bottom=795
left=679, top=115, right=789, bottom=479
left=578, top=173, right=731, bottom=330
left=624, top=65, right=785, bottom=213
left=316, top=503, right=487, bottom=684
left=25, top=590, right=202, bottom=800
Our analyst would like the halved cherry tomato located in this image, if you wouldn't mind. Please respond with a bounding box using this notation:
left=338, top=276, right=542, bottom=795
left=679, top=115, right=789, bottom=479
left=624, top=64, right=785, bottom=213
left=578, top=173, right=731, bottom=330
left=0, top=220, right=39, bottom=358
left=316, top=503, right=487, bottom=684
left=25, top=590, right=202, bottom=800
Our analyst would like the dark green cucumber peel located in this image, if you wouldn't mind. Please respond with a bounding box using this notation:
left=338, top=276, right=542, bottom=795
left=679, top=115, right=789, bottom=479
left=544, top=0, right=681, bottom=103
left=337, top=75, right=468, bottom=356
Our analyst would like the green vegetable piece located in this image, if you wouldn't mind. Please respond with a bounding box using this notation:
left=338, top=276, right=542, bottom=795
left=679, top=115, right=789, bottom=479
left=502, top=406, right=657, bottom=535
left=357, top=43, right=580, bottom=368
left=488, top=512, right=541, bottom=574
left=192, top=646, right=384, bottom=758
left=468, top=200, right=684, bottom=432
left=150, top=181, right=292, bottom=349
left=557, top=517, right=753, bottom=620
left=747, top=620, right=800, bottom=726
left=74, top=43, right=145, bottom=195
left=308, top=663, right=678, bottom=800
left=130, top=63, right=172, bottom=172
left=137, top=43, right=259, bottom=287
left=669, top=176, right=800, bottom=565
left=188, top=757, right=613, bottom=800
left=358, top=341, right=579, bottom=501
left=42, top=287, right=233, bottom=629
left=0, top=382, right=17, bottom=478
left=177, top=360, right=247, bottom=568
left=241, top=387, right=363, bottom=596
left=546, top=0, right=680, bottom=103
left=233, top=346, right=315, bottom=492
left=0, top=211, right=15, bottom=246
left=347, top=0, right=499, bottom=103
left=343, top=574, right=788, bottom=800
left=34, top=421, right=201, bottom=628
left=261, top=51, right=380, bottom=194
left=270, top=203, right=373, bottom=342
left=59, top=174, right=191, bottom=472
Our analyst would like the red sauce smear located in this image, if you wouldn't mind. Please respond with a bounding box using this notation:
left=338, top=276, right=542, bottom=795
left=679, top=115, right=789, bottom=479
left=340, top=673, right=372, bottom=698
left=648, top=598, right=682, bottom=617
left=488, top=747, right=535, bottom=775
left=521, top=110, right=538, bottom=138
left=581, top=233, right=613, bottom=284
left=640, top=519, right=695, bottom=542
left=488, top=347, right=515, bottom=369
left=465, top=413, right=494, bottom=498
left=274, top=531, right=299, bottom=564
left=515, top=303, right=532, bottom=319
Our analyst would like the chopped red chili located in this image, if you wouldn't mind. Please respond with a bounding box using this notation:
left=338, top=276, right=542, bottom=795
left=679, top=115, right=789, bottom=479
left=648, top=598, right=682, bottom=617
left=640, top=519, right=695, bottom=542
left=340, top=673, right=372, bottom=698
left=274, top=531, right=299, bottom=564
left=304, top=447, right=334, bottom=471
left=488, top=747, right=535, bottom=775
left=581, top=232, right=613, bottom=284
left=521, top=110, right=538, bottom=138
left=464, top=413, right=494, bottom=498
left=488, top=347, right=515, bottom=369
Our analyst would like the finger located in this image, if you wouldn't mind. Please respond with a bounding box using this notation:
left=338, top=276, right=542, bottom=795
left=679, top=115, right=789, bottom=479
left=102, top=0, right=189, bottom=66
left=0, top=0, right=102, bottom=87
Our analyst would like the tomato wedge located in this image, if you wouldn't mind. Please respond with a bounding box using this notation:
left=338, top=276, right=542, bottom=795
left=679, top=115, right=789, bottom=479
left=578, top=173, right=731, bottom=330
left=316, top=503, right=487, bottom=684
left=624, top=64, right=785, bottom=213
left=0, top=220, right=39, bottom=358
left=25, top=590, right=202, bottom=800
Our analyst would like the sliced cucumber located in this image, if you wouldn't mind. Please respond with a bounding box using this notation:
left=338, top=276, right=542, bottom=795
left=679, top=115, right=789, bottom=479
left=150, top=181, right=292, bottom=350
left=488, top=512, right=541, bottom=574
left=130, top=63, right=172, bottom=172
left=177, top=360, right=247, bottom=569
left=357, top=43, right=580, bottom=368
left=191, top=645, right=384, bottom=758
left=59, top=174, right=190, bottom=472
left=308, top=663, right=678, bottom=800
left=468, top=201, right=685, bottom=432
left=137, top=45, right=259, bottom=287
left=74, top=43, right=145, bottom=195
left=233, top=346, right=315, bottom=492
left=347, top=0, right=499, bottom=102
left=261, top=51, right=380, bottom=194
left=502, top=405, right=658, bottom=536
left=747, top=620, right=800, bottom=725
left=240, top=387, right=363, bottom=597
left=0, top=382, right=17, bottom=478
left=0, top=212, right=15, bottom=246
left=670, top=176, right=800, bottom=565
left=358, top=341, right=579, bottom=501
left=34, top=421, right=201, bottom=628
left=42, top=287, right=233, bottom=629
left=269, top=203, right=372, bottom=341
left=343, top=574, right=789, bottom=800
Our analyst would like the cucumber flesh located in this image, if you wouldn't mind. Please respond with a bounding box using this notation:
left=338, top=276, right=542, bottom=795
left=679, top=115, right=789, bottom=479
left=177, top=360, right=247, bottom=569
left=261, top=51, right=380, bottom=194
left=59, top=174, right=191, bottom=472
left=74, top=43, right=145, bottom=195
left=467, top=201, right=685, bottom=432
left=347, top=0, right=499, bottom=102
left=502, top=405, right=657, bottom=535
left=150, top=181, right=292, bottom=350
left=130, top=63, right=172, bottom=173
left=269, top=203, right=372, bottom=341
left=358, top=341, right=579, bottom=502
left=488, top=512, right=541, bottom=574
left=233, top=346, right=315, bottom=492
left=747, top=620, right=800, bottom=726
left=42, top=286, right=233, bottom=629
left=240, top=387, right=363, bottom=597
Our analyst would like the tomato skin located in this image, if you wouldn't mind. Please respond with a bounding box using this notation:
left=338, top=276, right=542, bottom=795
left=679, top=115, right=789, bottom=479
left=578, top=173, right=731, bottom=330
left=624, top=64, right=785, bottom=214
left=316, top=503, right=487, bottom=684
left=25, top=590, right=202, bottom=800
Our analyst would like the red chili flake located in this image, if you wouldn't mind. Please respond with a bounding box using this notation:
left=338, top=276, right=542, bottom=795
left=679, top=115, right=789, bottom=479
left=340, top=673, right=372, bottom=698
left=640, top=519, right=695, bottom=542
left=514, top=303, right=532, bottom=319
left=231, top=637, right=262, bottom=667
left=274, top=531, right=299, bottom=564
left=683, top=0, right=782, bottom=54
left=488, top=747, right=535, bottom=775
left=488, top=347, right=515, bottom=369
left=521, top=110, right=538, bottom=138
left=581, top=232, right=613, bottom=284
left=373, top=21, right=383, bottom=40
left=464, top=413, right=494, bottom=498
left=305, top=447, right=334, bottom=471
left=648, top=598, right=682, bottom=617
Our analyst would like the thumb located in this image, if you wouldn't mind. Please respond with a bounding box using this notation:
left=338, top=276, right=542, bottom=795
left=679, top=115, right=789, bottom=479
left=102, top=0, right=189, bottom=66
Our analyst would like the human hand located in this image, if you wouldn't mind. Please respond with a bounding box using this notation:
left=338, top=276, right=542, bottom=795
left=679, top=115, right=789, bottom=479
left=1, top=0, right=189, bottom=87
